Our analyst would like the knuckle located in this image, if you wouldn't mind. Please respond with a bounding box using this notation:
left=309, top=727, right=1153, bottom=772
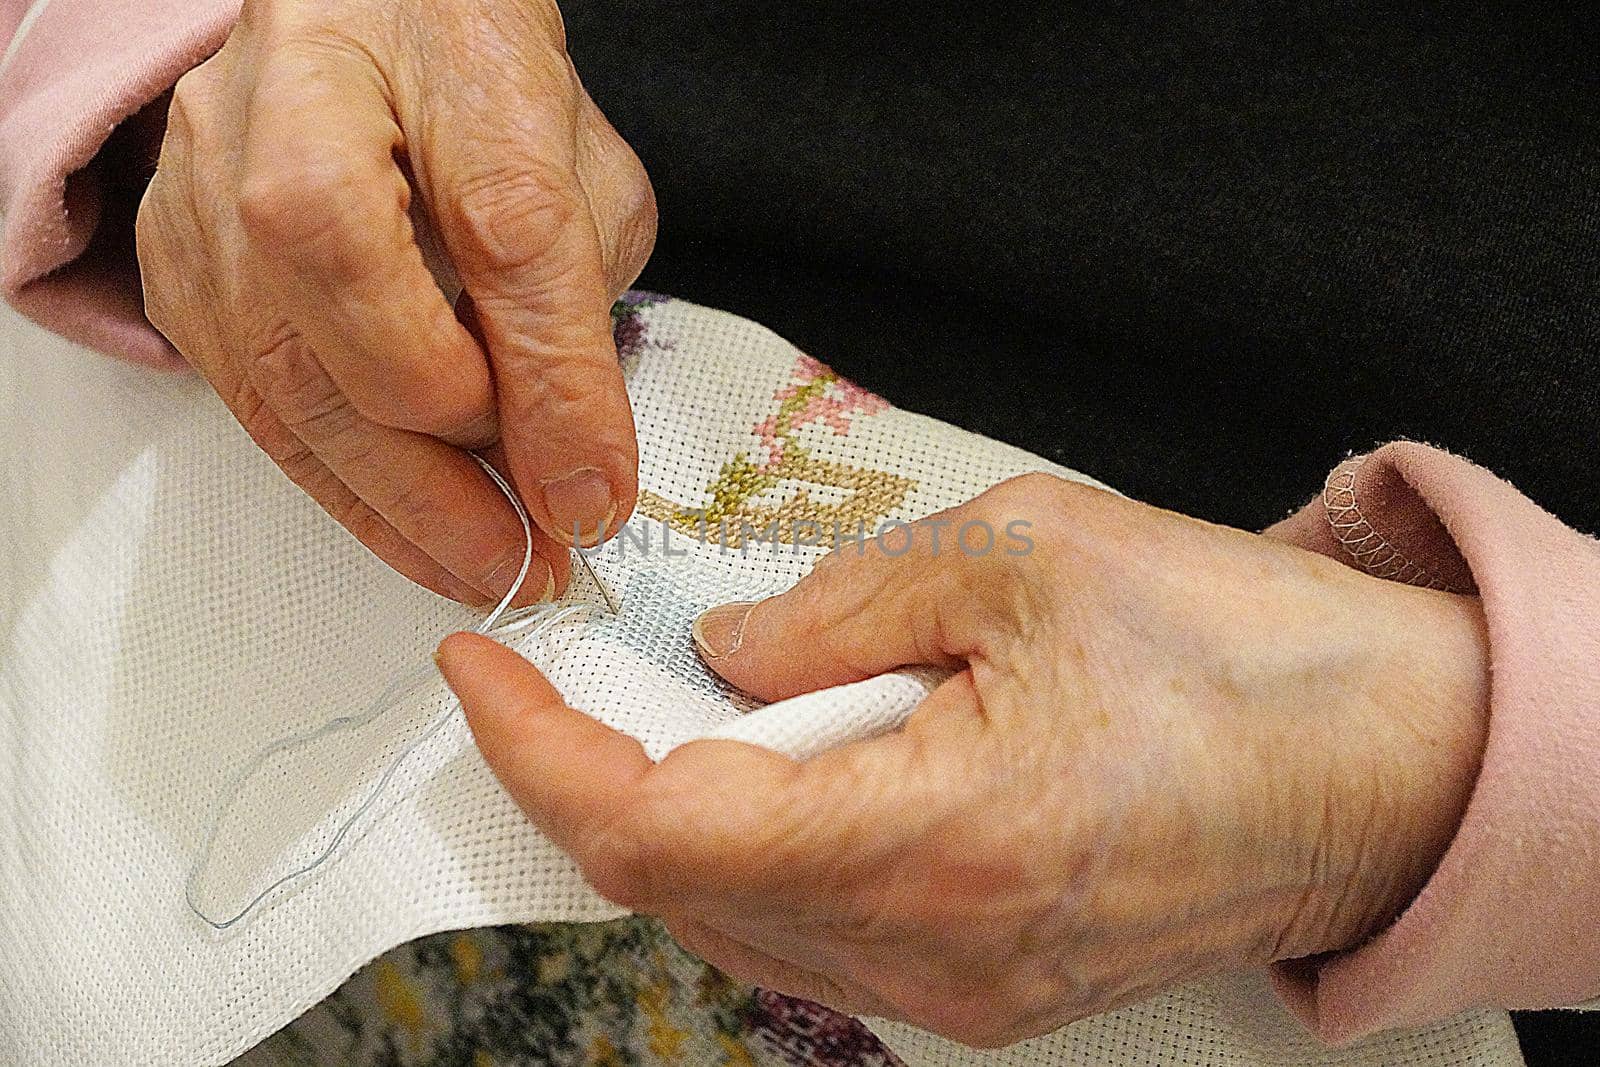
left=248, top=326, right=353, bottom=436
left=976, top=471, right=1087, bottom=548
left=616, top=209, right=657, bottom=291
left=980, top=471, right=1064, bottom=515
left=238, top=158, right=371, bottom=267
left=272, top=434, right=326, bottom=492
left=1014, top=469, right=1067, bottom=494
left=506, top=345, right=615, bottom=409
left=229, top=379, right=274, bottom=440
left=236, top=166, right=306, bottom=238
left=233, top=381, right=322, bottom=487
left=619, top=150, right=656, bottom=231
left=619, top=148, right=654, bottom=216
left=449, top=160, right=584, bottom=275
left=608, top=158, right=657, bottom=286
left=229, top=385, right=386, bottom=549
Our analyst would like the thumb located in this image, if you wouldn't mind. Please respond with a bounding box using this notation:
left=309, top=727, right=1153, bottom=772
left=691, top=517, right=983, bottom=702
left=437, top=632, right=651, bottom=855
left=419, top=68, right=639, bottom=549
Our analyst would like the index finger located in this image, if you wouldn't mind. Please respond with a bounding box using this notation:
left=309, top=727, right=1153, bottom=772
left=238, top=40, right=497, bottom=447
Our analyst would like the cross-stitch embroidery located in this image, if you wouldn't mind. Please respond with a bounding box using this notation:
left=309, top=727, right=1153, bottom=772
left=637, top=352, right=915, bottom=546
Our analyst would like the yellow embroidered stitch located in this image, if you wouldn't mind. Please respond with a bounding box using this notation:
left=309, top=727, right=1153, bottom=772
left=639, top=356, right=914, bottom=546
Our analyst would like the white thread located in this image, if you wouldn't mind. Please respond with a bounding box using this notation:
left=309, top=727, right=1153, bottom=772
left=185, top=455, right=588, bottom=930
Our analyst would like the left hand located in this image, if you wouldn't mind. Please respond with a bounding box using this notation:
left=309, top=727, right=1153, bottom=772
left=436, top=473, right=1490, bottom=1047
left=137, top=0, right=654, bottom=608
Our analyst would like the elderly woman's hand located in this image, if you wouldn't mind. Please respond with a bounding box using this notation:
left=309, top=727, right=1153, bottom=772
left=136, top=0, right=654, bottom=606
left=436, top=473, right=1490, bottom=1047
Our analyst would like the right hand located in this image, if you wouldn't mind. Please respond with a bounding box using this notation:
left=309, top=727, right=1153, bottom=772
left=135, top=0, right=656, bottom=607
left=440, top=473, right=1491, bottom=1047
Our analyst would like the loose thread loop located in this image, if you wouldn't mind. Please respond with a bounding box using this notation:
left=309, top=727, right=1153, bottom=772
left=185, top=456, right=586, bottom=930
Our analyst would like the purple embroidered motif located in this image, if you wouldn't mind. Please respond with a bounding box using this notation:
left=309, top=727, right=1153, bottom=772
left=612, top=291, right=672, bottom=363
left=747, top=990, right=907, bottom=1067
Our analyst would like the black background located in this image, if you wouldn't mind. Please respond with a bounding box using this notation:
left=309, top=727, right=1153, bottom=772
left=565, top=3, right=1599, bottom=1062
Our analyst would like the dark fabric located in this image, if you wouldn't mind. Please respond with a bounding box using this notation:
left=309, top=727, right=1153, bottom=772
left=567, top=1, right=1600, bottom=535
left=564, top=2, right=1600, bottom=1060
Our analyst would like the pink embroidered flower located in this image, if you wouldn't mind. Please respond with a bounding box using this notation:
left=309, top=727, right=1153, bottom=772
left=754, top=357, right=889, bottom=467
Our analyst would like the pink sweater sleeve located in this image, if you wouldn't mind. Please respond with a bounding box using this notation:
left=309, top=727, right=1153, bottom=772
left=1266, top=441, right=1600, bottom=1040
left=0, top=0, right=239, bottom=366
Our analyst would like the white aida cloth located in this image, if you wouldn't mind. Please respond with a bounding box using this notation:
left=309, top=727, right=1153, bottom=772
left=0, top=297, right=1523, bottom=1065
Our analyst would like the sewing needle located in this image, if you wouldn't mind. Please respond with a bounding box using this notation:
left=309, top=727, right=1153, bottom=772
left=574, top=549, right=620, bottom=614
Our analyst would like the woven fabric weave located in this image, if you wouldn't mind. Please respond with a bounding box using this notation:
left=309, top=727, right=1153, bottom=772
left=0, top=296, right=1521, bottom=1065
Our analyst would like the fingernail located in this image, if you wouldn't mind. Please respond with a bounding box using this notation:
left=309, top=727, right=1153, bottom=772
left=487, top=554, right=554, bottom=605
left=692, top=601, right=757, bottom=660
left=541, top=468, right=616, bottom=546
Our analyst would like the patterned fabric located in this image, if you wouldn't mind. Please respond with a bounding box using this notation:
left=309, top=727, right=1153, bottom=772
left=621, top=291, right=914, bottom=549
left=237, top=918, right=903, bottom=1067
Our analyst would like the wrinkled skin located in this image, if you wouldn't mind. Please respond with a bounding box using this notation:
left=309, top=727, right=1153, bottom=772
left=136, top=0, right=656, bottom=607
left=437, top=473, right=1490, bottom=1048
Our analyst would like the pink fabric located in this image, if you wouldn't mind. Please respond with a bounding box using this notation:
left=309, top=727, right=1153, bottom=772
left=1267, top=442, right=1600, bottom=1040
left=0, top=0, right=239, bottom=366
left=2, top=5, right=1597, bottom=1040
